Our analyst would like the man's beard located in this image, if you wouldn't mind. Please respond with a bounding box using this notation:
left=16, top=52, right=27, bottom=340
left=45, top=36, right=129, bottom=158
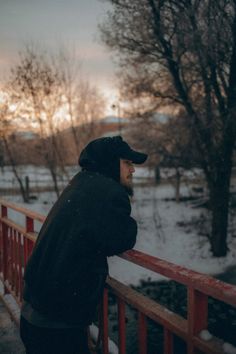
left=120, top=175, right=134, bottom=196
left=124, top=185, right=134, bottom=197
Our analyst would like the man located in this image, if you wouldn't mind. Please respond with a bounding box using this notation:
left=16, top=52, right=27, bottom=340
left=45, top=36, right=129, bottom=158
left=20, top=136, right=147, bottom=354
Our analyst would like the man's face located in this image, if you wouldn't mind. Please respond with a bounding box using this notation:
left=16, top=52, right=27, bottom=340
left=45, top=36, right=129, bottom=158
left=120, top=159, right=135, bottom=189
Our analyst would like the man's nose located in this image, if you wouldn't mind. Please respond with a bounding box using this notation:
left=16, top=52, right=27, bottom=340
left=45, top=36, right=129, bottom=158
left=130, top=165, right=135, bottom=173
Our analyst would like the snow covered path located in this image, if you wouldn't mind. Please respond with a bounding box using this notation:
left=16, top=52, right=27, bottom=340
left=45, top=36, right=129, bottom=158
left=0, top=300, right=25, bottom=354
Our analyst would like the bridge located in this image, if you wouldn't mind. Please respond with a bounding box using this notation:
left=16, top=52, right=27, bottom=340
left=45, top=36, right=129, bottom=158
left=0, top=198, right=236, bottom=354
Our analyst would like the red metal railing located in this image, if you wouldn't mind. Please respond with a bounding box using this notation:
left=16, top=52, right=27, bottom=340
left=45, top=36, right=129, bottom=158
left=0, top=198, right=236, bottom=354
left=0, top=199, right=43, bottom=308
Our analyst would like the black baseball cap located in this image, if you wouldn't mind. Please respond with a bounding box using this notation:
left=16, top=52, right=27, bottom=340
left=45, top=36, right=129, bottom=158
left=79, top=136, right=147, bottom=168
left=79, top=136, right=147, bottom=181
left=112, top=136, right=147, bottom=164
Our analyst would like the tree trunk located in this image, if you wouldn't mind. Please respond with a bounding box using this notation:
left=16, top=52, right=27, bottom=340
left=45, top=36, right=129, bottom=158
left=208, top=161, right=232, bottom=257
left=175, top=168, right=181, bottom=203
left=25, top=176, right=30, bottom=202
left=48, top=163, right=60, bottom=198
left=44, top=140, right=61, bottom=199
left=3, top=137, right=29, bottom=203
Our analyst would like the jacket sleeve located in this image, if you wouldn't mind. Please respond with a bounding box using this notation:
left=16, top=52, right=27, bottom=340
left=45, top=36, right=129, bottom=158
left=98, top=190, right=137, bottom=257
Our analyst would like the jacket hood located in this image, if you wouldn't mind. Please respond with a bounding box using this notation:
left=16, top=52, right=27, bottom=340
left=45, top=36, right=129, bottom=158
left=79, top=137, right=120, bottom=181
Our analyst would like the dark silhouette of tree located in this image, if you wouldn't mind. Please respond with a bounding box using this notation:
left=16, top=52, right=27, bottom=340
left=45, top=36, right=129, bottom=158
left=100, top=0, right=236, bottom=256
left=128, top=113, right=200, bottom=202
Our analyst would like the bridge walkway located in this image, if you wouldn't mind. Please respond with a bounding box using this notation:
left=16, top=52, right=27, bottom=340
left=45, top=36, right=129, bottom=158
left=0, top=298, right=25, bottom=354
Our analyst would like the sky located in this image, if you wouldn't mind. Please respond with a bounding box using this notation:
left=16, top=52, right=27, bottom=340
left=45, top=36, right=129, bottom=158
left=0, top=0, right=118, bottom=113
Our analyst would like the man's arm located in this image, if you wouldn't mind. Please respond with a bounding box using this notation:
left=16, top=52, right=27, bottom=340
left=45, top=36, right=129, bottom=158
left=98, top=190, right=137, bottom=257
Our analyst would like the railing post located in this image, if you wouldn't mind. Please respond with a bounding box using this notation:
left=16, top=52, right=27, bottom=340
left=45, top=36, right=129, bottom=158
left=18, top=231, right=23, bottom=302
left=118, top=298, right=126, bottom=354
left=101, top=287, right=109, bottom=354
left=24, top=216, right=34, bottom=265
left=187, top=287, right=208, bottom=354
left=13, top=229, right=17, bottom=295
left=9, top=227, right=14, bottom=289
left=138, top=312, right=147, bottom=354
left=26, top=216, right=34, bottom=233
left=15, top=230, right=20, bottom=298
left=22, top=215, right=35, bottom=302
left=1, top=205, right=9, bottom=294
left=164, top=328, right=174, bottom=354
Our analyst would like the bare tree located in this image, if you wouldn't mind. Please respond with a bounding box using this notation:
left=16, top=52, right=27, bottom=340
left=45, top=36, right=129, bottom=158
left=0, top=91, right=29, bottom=202
left=6, top=45, right=107, bottom=197
left=57, top=49, right=106, bottom=158
left=56, top=49, right=82, bottom=156
left=128, top=113, right=199, bottom=202
left=100, top=0, right=236, bottom=256
left=9, top=45, right=69, bottom=197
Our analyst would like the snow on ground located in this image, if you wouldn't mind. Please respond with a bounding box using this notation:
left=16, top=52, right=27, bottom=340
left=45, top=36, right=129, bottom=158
left=1, top=166, right=236, bottom=286
left=108, top=183, right=236, bottom=285
left=0, top=299, right=25, bottom=354
left=0, top=165, right=204, bottom=188
left=0, top=165, right=78, bottom=189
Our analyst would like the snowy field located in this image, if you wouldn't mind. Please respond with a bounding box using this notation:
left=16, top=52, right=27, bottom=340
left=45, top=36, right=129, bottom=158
left=110, top=183, right=236, bottom=285
left=1, top=165, right=236, bottom=286
left=0, top=164, right=204, bottom=189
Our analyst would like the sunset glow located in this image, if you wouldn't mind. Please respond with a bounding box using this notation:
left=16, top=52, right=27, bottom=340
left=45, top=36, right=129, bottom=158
left=0, top=0, right=116, bottom=111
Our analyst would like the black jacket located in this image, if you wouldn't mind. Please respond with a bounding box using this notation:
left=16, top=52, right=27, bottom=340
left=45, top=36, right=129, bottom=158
left=23, top=170, right=137, bottom=325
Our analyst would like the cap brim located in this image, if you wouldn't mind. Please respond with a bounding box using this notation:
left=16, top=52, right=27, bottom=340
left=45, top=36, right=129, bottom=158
left=125, top=150, right=148, bottom=164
